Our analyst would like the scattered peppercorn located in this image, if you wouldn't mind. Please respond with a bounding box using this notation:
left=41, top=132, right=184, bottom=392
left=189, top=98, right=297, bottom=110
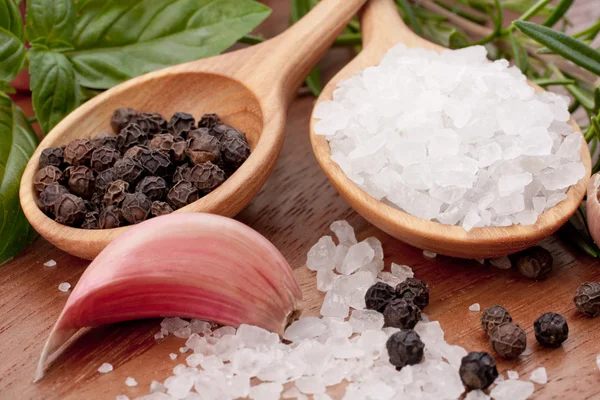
left=35, top=109, right=250, bottom=228
left=383, top=298, right=421, bottom=329
left=574, top=282, right=600, bottom=317
left=515, top=246, right=553, bottom=280
left=365, top=282, right=397, bottom=312
left=110, top=108, right=137, bottom=133
left=480, top=305, right=512, bottom=335
left=395, top=278, right=430, bottom=309
left=459, top=352, right=498, bottom=391
left=39, top=147, right=63, bottom=169
left=489, top=322, right=527, bottom=359
left=34, top=166, right=63, bottom=192
left=386, top=330, right=424, bottom=369
left=67, top=166, right=95, bottom=198
left=534, top=312, right=568, bottom=347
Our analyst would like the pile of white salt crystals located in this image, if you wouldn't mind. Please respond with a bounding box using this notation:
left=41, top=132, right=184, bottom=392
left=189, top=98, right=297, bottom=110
left=120, top=221, right=540, bottom=400
left=314, top=45, right=585, bottom=231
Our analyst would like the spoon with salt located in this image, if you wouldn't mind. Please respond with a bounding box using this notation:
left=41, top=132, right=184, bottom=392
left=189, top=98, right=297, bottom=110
left=310, top=0, right=591, bottom=258
left=19, top=0, right=368, bottom=260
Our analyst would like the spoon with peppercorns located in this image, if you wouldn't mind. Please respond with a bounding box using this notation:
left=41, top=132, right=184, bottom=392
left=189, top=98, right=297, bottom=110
left=19, top=0, right=368, bottom=260
left=309, top=0, right=591, bottom=258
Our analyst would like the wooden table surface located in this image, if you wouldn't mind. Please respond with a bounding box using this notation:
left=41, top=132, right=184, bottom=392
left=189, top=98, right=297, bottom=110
left=2, top=1, right=599, bottom=399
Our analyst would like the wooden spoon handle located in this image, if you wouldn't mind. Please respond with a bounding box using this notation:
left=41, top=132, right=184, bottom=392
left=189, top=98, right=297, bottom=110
left=260, top=0, right=368, bottom=103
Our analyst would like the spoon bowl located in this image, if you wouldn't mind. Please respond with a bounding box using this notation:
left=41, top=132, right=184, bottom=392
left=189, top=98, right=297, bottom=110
left=310, top=0, right=592, bottom=258
left=20, top=0, right=368, bottom=260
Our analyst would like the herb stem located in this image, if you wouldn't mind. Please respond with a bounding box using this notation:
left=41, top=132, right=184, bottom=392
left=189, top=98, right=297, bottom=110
left=533, top=77, right=576, bottom=87
left=333, top=33, right=362, bottom=47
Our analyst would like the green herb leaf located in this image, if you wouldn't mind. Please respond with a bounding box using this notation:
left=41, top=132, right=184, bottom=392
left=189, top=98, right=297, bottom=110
left=291, top=0, right=321, bottom=96
left=25, top=0, right=75, bottom=46
left=514, top=21, right=600, bottom=76
left=66, top=0, right=271, bottom=89
left=396, top=0, right=423, bottom=36
left=0, top=0, right=24, bottom=40
left=29, top=49, right=80, bottom=133
left=594, top=87, right=600, bottom=114
left=509, top=31, right=529, bottom=73
left=542, top=0, right=573, bottom=27
left=0, top=27, right=26, bottom=83
left=0, top=94, right=39, bottom=265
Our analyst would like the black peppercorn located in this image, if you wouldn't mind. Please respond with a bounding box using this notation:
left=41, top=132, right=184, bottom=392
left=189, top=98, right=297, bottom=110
left=221, top=130, right=250, bottom=170
left=81, top=211, right=100, bottom=229
left=489, top=322, right=527, bottom=359
left=83, top=199, right=99, bottom=213
left=136, top=176, right=168, bottom=201
left=459, top=352, right=498, bottom=391
left=386, top=330, right=424, bottom=369
left=123, top=145, right=148, bottom=159
left=168, top=112, right=195, bottom=137
left=189, top=162, right=226, bottom=192
left=38, top=184, right=69, bottom=216
left=480, top=305, right=512, bottom=335
left=186, top=128, right=221, bottom=164
left=148, top=133, right=175, bottom=153
left=135, top=112, right=167, bottom=136
left=210, top=124, right=234, bottom=142
left=54, top=193, right=86, bottom=226
left=110, top=107, right=137, bottom=134
left=151, top=201, right=174, bottom=217
left=137, top=149, right=172, bottom=177
left=93, top=131, right=118, bottom=149
left=114, top=156, right=146, bottom=184
left=198, top=113, right=222, bottom=130
left=121, top=192, right=152, bottom=224
left=365, top=282, right=397, bottom=312
left=95, top=168, right=118, bottom=194
left=117, top=123, right=148, bottom=152
left=515, top=246, right=553, bottom=280
left=67, top=165, right=95, bottom=198
left=574, top=282, right=600, bottom=317
left=63, top=138, right=96, bottom=166
left=34, top=166, right=63, bottom=192
left=383, top=298, right=421, bottom=329
left=103, top=179, right=130, bottom=206
left=395, top=278, right=430, bottom=309
left=172, top=165, right=192, bottom=184
left=39, top=147, right=64, bottom=169
left=90, top=146, right=121, bottom=172
left=534, top=312, right=568, bottom=347
left=170, top=140, right=187, bottom=162
left=99, top=205, right=123, bottom=229
left=167, top=180, right=199, bottom=209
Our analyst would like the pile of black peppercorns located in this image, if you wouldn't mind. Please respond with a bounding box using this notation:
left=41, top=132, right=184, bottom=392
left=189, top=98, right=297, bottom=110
left=33, top=108, right=251, bottom=229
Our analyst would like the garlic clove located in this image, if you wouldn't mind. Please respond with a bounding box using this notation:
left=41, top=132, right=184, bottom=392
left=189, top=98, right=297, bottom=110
left=35, top=213, right=301, bottom=381
left=587, top=173, right=600, bottom=246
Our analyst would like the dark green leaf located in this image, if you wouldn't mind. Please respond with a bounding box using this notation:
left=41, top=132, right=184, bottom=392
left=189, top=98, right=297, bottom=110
left=25, top=0, right=75, bottom=45
left=290, top=0, right=321, bottom=96
left=66, top=0, right=271, bottom=89
left=0, top=95, right=39, bottom=265
left=291, top=0, right=311, bottom=23
left=0, top=27, right=26, bottom=82
left=305, top=66, right=322, bottom=96
left=0, top=81, right=16, bottom=95
left=594, top=87, right=600, bottom=114
left=514, top=21, right=600, bottom=75
left=396, top=0, right=423, bottom=35
left=509, top=31, right=529, bottom=73
left=29, top=49, right=81, bottom=134
left=0, top=0, right=24, bottom=40
left=542, top=0, right=573, bottom=27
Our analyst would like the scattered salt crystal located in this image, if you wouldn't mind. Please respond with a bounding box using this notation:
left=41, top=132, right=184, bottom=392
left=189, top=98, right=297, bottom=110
left=313, top=394, right=333, bottom=400
left=185, top=353, right=204, bottom=368
left=597, top=354, right=600, bottom=370
left=188, top=319, right=211, bottom=334
left=349, top=309, right=384, bottom=333
left=58, top=282, right=71, bottom=292
left=283, top=387, right=307, bottom=399
left=116, top=396, right=129, bottom=400
left=363, top=237, right=384, bottom=260
left=179, top=347, right=189, bottom=354
left=330, top=220, right=357, bottom=246
left=377, top=271, right=402, bottom=287
left=150, top=380, right=166, bottom=393
left=236, top=324, right=279, bottom=348
left=490, top=256, right=512, bottom=269
left=125, top=377, right=137, bottom=387
left=341, top=242, right=375, bottom=275
left=295, top=376, right=326, bottom=394
left=173, top=327, right=192, bottom=339
left=530, top=367, right=547, bottom=384
left=98, top=363, right=113, bottom=373
left=212, top=326, right=236, bottom=338
left=284, top=317, right=327, bottom=342
left=476, top=258, right=485, bottom=264
left=423, top=250, right=437, bottom=258
left=249, top=382, right=283, bottom=400
left=320, top=290, right=349, bottom=318
left=43, top=259, right=56, bottom=267
left=164, top=375, right=194, bottom=398
left=161, top=317, right=189, bottom=333
left=169, top=353, right=177, bottom=360
left=465, top=390, right=490, bottom=400
left=507, top=370, right=519, bottom=380
left=154, top=332, right=164, bottom=340
left=391, top=263, right=414, bottom=281
left=316, top=269, right=336, bottom=292
left=489, top=379, right=535, bottom=400
left=307, top=236, right=336, bottom=271
left=469, top=303, right=480, bottom=312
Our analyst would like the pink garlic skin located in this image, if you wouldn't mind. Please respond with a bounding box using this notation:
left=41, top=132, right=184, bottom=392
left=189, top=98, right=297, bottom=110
left=35, top=213, right=302, bottom=381
left=587, top=173, right=600, bottom=246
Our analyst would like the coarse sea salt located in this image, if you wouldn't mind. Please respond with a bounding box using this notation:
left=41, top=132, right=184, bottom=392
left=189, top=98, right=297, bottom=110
left=469, top=303, right=481, bottom=312
left=130, top=221, right=539, bottom=400
left=314, top=45, right=584, bottom=231
left=43, top=259, right=57, bottom=267
left=98, top=363, right=113, bottom=373
left=58, top=282, right=71, bottom=292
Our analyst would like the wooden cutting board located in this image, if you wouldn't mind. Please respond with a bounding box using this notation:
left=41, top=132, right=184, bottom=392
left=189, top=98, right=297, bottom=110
left=1, top=1, right=600, bottom=399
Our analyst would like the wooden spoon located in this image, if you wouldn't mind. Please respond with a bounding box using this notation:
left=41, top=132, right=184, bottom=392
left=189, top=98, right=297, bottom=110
left=310, top=0, right=592, bottom=259
left=19, top=0, right=367, bottom=260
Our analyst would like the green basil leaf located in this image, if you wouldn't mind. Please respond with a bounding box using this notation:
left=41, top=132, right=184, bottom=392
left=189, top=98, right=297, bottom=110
left=0, top=27, right=26, bottom=82
left=29, top=49, right=81, bottom=134
left=25, top=0, right=75, bottom=46
left=514, top=21, right=600, bottom=76
left=0, top=0, right=24, bottom=40
left=65, top=0, right=271, bottom=89
left=0, top=94, right=39, bottom=265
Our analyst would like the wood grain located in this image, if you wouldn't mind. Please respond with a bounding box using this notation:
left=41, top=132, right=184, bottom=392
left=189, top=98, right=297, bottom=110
left=2, top=1, right=600, bottom=399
